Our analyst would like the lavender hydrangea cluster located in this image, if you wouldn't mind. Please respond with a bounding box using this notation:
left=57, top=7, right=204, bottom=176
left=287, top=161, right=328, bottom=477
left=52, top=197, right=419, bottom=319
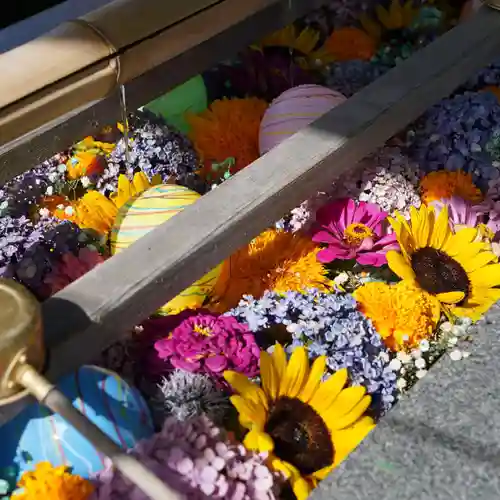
left=96, top=109, right=207, bottom=195
left=0, top=154, right=67, bottom=218
left=91, top=415, right=283, bottom=500
left=228, top=289, right=397, bottom=416
left=463, top=57, right=500, bottom=91
left=324, top=60, right=390, bottom=98
left=330, top=146, right=421, bottom=218
left=0, top=215, right=101, bottom=295
left=407, top=91, right=500, bottom=189
left=153, top=370, right=230, bottom=425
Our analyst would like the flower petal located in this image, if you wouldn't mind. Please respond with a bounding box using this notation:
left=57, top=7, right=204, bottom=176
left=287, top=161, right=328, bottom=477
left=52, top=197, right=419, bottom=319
left=386, top=251, right=415, bottom=281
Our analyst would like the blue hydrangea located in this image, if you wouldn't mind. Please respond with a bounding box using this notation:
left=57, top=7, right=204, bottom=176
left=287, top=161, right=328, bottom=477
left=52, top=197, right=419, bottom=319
left=463, top=58, right=500, bottom=91
left=227, top=289, right=397, bottom=417
left=407, top=91, right=500, bottom=189
left=324, top=60, right=390, bottom=98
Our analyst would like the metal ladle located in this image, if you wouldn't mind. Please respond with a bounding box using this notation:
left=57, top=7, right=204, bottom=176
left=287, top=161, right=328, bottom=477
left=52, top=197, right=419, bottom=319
left=0, top=278, right=181, bottom=500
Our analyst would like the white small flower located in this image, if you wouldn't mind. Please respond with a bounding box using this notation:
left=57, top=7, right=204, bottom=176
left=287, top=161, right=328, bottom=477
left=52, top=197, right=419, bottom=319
left=411, top=348, right=422, bottom=359
left=414, top=358, right=426, bottom=370
left=379, top=351, right=390, bottom=363
left=440, top=321, right=453, bottom=333
left=462, top=351, right=471, bottom=359
left=448, top=336, right=458, bottom=346
left=388, top=358, right=402, bottom=371
left=45, top=186, right=54, bottom=196
left=416, top=369, right=427, bottom=379
left=334, top=272, right=349, bottom=285
left=451, top=325, right=463, bottom=336
left=64, top=205, right=74, bottom=216
left=396, top=378, right=407, bottom=390
left=57, top=163, right=67, bottom=173
left=449, top=349, right=463, bottom=361
left=38, top=208, right=50, bottom=218
left=81, top=176, right=90, bottom=188
left=419, top=339, right=430, bottom=352
left=396, top=351, right=412, bottom=364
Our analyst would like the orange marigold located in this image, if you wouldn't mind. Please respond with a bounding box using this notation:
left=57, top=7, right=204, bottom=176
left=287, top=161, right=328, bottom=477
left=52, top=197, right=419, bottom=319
left=12, top=462, right=94, bottom=500
left=419, top=170, right=483, bottom=205
left=187, top=98, right=268, bottom=182
left=353, top=280, right=440, bottom=351
left=209, top=229, right=331, bottom=313
left=324, top=27, right=377, bottom=61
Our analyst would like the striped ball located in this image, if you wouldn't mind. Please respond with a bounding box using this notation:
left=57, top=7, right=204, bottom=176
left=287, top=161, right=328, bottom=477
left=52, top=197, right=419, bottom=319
left=259, top=84, right=347, bottom=155
left=0, top=366, right=153, bottom=479
left=110, top=184, right=221, bottom=314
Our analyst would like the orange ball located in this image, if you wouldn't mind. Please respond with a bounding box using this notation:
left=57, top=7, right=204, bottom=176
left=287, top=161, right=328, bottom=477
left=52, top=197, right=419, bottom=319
left=324, top=27, right=377, bottom=62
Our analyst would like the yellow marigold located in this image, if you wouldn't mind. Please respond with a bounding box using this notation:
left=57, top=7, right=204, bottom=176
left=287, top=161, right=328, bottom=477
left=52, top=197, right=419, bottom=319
left=12, top=462, right=94, bottom=500
left=419, top=170, right=483, bottom=205
left=354, top=280, right=440, bottom=351
left=324, top=27, right=377, bottom=61
left=187, top=98, right=268, bottom=182
left=209, top=229, right=331, bottom=312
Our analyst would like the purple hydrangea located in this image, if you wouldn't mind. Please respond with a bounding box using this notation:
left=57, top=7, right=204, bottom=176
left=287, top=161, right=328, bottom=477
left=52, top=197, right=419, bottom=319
left=96, top=109, right=207, bottom=195
left=463, top=58, right=500, bottom=91
left=141, top=310, right=260, bottom=386
left=228, top=289, right=397, bottom=417
left=0, top=215, right=102, bottom=296
left=91, top=415, right=284, bottom=500
left=407, top=91, right=500, bottom=189
left=324, top=60, right=390, bottom=98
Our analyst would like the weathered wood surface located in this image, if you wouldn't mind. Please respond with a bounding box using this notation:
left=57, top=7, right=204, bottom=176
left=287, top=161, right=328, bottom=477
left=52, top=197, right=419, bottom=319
left=1, top=8, right=500, bottom=425
left=0, top=0, right=325, bottom=184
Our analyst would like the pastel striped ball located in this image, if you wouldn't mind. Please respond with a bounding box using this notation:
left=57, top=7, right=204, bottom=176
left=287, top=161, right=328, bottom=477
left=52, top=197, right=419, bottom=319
left=259, top=84, right=347, bottom=155
left=0, top=365, right=153, bottom=480
left=110, top=184, right=221, bottom=314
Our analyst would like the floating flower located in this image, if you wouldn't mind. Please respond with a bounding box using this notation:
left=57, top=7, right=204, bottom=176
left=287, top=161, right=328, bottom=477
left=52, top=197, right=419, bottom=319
left=354, top=281, right=440, bottom=351
left=324, top=27, right=377, bottom=61
left=41, top=247, right=105, bottom=298
left=98, top=110, right=204, bottom=195
left=12, top=462, right=93, bottom=500
left=209, top=229, right=331, bottom=312
left=324, top=59, right=390, bottom=97
left=91, top=415, right=283, bottom=499
left=387, top=204, right=500, bottom=320
left=154, top=370, right=230, bottom=424
left=225, top=345, right=375, bottom=500
left=146, top=310, right=260, bottom=384
left=258, top=25, right=332, bottom=69
left=419, top=170, right=483, bottom=205
left=407, top=91, right=500, bottom=188
left=187, top=98, right=267, bottom=182
left=329, top=147, right=421, bottom=218
left=360, top=0, right=418, bottom=43
left=109, top=172, right=162, bottom=209
left=228, top=290, right=397, bottom=415
left=312, top=198, right=399, bottom=267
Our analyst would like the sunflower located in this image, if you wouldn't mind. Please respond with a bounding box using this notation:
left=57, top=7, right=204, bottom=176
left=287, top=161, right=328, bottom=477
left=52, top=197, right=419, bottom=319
left=387, top=204, right=500, bottom=321
left=359, top=0, right=418, bottom=43
left=224, top=345, right=375, bottom=500
left=110, top=171, right=162, bottom=209
left=257, top=25, right=333, bottom=69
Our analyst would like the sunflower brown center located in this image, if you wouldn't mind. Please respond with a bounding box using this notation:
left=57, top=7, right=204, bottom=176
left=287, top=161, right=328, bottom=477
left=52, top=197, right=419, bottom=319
left=411, top=247, right=470, bottom=297
left=265, top=396, right=334, bottom=475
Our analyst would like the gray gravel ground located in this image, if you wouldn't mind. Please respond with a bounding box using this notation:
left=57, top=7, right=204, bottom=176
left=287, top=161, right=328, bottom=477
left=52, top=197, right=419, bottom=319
left=312, top=302, right=500, bottom=500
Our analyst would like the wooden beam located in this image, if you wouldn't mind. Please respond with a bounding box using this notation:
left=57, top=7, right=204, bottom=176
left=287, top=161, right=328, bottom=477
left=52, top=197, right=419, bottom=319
left=0, top=0, right=325, bottom=184
left=1, top=8, right=500, bottom=425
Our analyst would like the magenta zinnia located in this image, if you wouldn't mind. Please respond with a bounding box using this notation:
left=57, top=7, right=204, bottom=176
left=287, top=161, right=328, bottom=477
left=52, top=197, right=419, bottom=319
left=153, top=310, right=260, bottom=384
left=312, top=198, right=399, bottom=266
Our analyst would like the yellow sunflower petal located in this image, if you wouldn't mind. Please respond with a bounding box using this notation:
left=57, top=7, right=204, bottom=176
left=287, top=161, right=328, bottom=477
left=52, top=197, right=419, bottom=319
left=386, top=251, right=416, bottom=281
left=298, top=355, right=327, bottom=403
left=376, top=5, right=393, bottom=29
left=309, top=368, right=348, bottom=414
left=131, top=171, right=151, bottom=194
left=430, top=204, right=451, bottom=249
left=230, top=395, right=266, bottom=428
left=444, top=227, right=479, bottom=254
left=331, top=416, right=375, bottom=467
left=271, top=343, right=287, bottom=381
left=243, top=429, right=274, bottom=452
left=279, top=346, right=309, bottom=398
left=359, top=13, right=382, bottom=40
left=224, top=371, right=268, bottom=410
left=289, top=475, right=312, bottom=500
left=436, top=291, right=465, bottom=304
left=328, top=394, right=372, bottom=430
left=460, top=251, right=497, bottom=273
left=469, top=263, right=500, bottom=288
left=313, top=464, right=334, bottom=481
left=326, top=386, right=367, bottom=420
left=260, top=351, right=279, bottom=401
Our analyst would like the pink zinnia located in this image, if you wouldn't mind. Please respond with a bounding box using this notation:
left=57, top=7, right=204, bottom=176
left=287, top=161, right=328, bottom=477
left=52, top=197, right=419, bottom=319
left=311, top=198, right=399, bottom=267
left=153, top=310, right=260, bottom=385
left=42, top=247, right=105, bottom=297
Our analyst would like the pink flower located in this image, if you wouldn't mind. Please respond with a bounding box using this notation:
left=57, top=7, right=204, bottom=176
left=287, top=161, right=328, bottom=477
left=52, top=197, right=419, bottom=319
left=430, top=196, right=483, bottom=230
left=42, top=247, right=105, bottom=297
left=311, top=198, right=399, bottom=267
left=147, top=310, right=260, bottom=385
